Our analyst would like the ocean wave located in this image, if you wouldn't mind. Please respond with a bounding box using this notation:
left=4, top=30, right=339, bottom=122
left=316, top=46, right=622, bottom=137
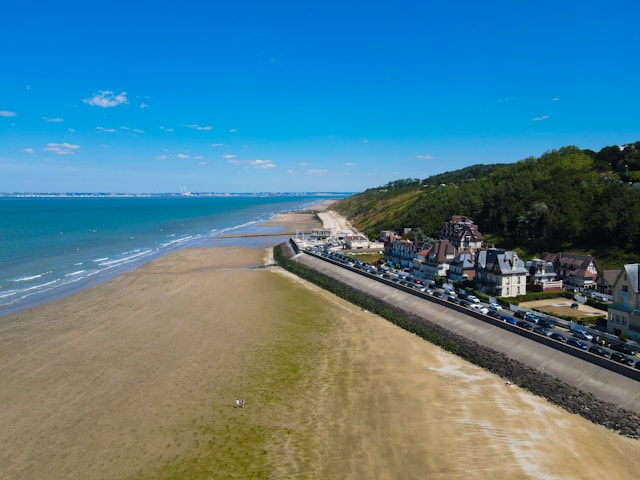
left=97, top=249, right=155, bottom=268
left=65, top=270, right=86, bottom=277
left=12, top=274, right=43, bottom=282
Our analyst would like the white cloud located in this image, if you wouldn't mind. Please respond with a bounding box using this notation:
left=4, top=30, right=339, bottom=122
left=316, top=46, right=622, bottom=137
left=287, top=169, right=296, bottom=175
left=83, top=90, right=128, bottom=108
left=194, top=156, right=204, bottom=160
left=344, top=162, right=355, bottom=166
left=296, top=162, right=308, bottom=166
left=177, top=153, right=190, bottom=159
left=198, top=161, right=209, bottom=165
left=210, top=143, right=224, bottom=147
left=223, top=154, right=237, bottom=159
left=140, top=102, right=149, bottom=109
left=96, top=126, right=117, bottom=133
left=305, top=169, right=328, bottom=176
left=0, top=110, right=16, bottom=117
left=229, top=128, right=238, bottom=133
left=416, top=154, right=434, bottom=160
left=249, top=159, right=275, bottom=169
left=42, top=116, right=64, bottom=123
left=182, top=124, right=213, bottom=131
left=18, top=148, right=34, bottom=154
left=133, top=129, right=144, bottom=134
left=227, top=158, right=276, bottom=169
left=160, top=126, right=175, bottom=132
left=532, top=115, right=550, bottom=121
left=552, top=97, right=560, bottom=101
left=44, top=143, right=80, bottom=155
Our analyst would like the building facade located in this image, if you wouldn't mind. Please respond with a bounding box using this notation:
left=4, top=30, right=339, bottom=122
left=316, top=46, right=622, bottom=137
left=475, top=249, right=528, bottom=297
left=607, top=264, right=640, bottom=340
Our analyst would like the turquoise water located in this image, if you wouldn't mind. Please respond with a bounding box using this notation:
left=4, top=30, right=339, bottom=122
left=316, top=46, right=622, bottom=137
left=0, top=195, right=339, bottom=315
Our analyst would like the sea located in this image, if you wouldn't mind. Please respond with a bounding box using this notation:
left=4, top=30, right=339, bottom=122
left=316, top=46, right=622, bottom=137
left=0, top=195, right=345, bottom=316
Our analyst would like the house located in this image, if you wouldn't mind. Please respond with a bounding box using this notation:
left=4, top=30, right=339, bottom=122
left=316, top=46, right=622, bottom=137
left=421, top=239, right=456, bottom=280
left=475, top=249, right=528, bottom=297
left=382, top=232, right=414, bottom=269
left=411, top=244, right=434, bottom=280
left=309, top=228, right=334, bottom=242
left=440, top=216, right=484, bottom=254
left=525, top=258, right=562, bottom=292
left=597, top=269, right=621, bottom=297
left=541, top=252, right=599, bottom=291
left=606, top=264, right=640, bottom=340
left=344, top=234, right=369, bottom=250
left=447, top=253, right=476, bottom=283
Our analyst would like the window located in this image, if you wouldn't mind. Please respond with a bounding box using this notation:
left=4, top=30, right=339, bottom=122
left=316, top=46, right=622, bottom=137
left=622, top=285, right=629, bottom=293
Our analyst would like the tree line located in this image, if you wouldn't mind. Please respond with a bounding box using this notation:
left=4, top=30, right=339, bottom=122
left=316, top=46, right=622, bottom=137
left=334, top=143, right=640, bottom=267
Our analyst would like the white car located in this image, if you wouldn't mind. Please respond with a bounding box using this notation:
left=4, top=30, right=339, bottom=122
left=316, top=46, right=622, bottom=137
left=467, top=295, right=480, bottom=303
left=469, top=303, right=489, bottom=314
left=572, top=330, right=593, bottom=341
left=488, top=302, right=502, bottom=311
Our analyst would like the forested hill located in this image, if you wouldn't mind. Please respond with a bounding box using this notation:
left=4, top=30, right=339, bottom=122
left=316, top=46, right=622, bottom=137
left=333, top=143, right=640, bottom=268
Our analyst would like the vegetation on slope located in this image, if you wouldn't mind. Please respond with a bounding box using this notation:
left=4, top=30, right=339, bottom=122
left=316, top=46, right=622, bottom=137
left=334, top=143, right=640, bottom=269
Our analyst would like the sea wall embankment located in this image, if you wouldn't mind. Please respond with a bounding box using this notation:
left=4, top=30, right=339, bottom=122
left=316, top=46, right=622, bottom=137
left=277, top=240, right=640, bottom=439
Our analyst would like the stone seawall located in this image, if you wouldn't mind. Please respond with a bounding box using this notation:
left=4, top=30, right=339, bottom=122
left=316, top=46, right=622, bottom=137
left=279, top=241, right=640, bottom=439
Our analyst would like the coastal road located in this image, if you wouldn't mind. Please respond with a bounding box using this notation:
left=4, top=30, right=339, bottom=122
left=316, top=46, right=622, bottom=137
left=294, top=251, right=640, bottom=415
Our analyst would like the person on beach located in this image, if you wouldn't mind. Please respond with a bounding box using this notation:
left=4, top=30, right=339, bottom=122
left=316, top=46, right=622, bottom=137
left=235, top=399, right=240, bottom=408
left=240, top=399, right=245, bottom=408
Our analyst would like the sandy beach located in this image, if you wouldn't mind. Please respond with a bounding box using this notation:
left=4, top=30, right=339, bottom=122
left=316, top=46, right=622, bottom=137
left=1, top=206, right=639, bottom=479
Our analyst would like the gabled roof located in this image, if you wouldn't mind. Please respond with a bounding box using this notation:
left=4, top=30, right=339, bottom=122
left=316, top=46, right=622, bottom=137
left=477, top=249, right=528, bottom=275
left=428, top=239, right=456, bottom=263
left=541, top=252, right=596, bottom=274
left=622, top=264, right=640, bottom=294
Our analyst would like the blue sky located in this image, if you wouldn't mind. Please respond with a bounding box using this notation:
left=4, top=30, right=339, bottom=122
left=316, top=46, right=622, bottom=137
left=1, top=1, right=639, bottom=193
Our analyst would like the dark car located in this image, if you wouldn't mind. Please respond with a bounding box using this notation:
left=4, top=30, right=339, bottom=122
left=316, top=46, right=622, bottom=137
left=460, top=300, right=471, bottom=308
left=609, top=343, right=639, bottom=356
left=566, top=338, right=589, bottom=350
left=447, top=295, right=460, bottom=304
left=516, top=320, right=534, bottom=331
left=514, top=310, right=527, bottom=319
left=549, top=332, right=567, bottom=343
left=533, top=326, right=553, bottom=337
left=537, top=319, right=556, bottom=329
left=432, top=291, right=444, bottom=298
left=487, top=309, right=501, bottom=319
left=588, top=345, right=611, bottom=358
left=610, top=352, right=635, bottom=366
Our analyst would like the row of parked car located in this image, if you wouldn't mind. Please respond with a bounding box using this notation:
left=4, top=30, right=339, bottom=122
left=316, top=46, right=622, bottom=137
left=306, top=247, right=640, bottom=370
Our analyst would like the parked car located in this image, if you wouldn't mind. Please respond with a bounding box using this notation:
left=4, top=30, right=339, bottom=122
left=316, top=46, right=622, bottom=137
left=466, top=295, right=480, bottom=303
left=460, top=300, right=471, bottom=308
left=609, top=343, right=639, bottom=356
left=524, top=312, right=540, bottom=324
left=447, top=296, right=460, bottom=304
left=549, top=332, right=567, bottom=343
left=487, top=310, right=501, bottom=319
left=488, top=302, right=502, bottom=311
left=533, top=326, right=553, bottom=337
left=566, top=338, right=589, bottom=350
left=432, top=291, right=444, bottom=298
left=470, top=303, right=489, bottom=314
left=501, top=314, right=517, bottom=325
left=537, top=318, right=556, bottom=329
left=570, top=303, right=579, bottom=309
left=610, top=352, right=635, bottom=366
left=516, top=320, right=534, bottom=331
left=572, top=330, right=593, bottom=341
left=588, top=345, right=611, bottom=358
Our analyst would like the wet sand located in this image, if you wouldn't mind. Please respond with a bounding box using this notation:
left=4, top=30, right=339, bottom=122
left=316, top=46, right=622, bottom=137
left=0, top=209, right=639, bottom=479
